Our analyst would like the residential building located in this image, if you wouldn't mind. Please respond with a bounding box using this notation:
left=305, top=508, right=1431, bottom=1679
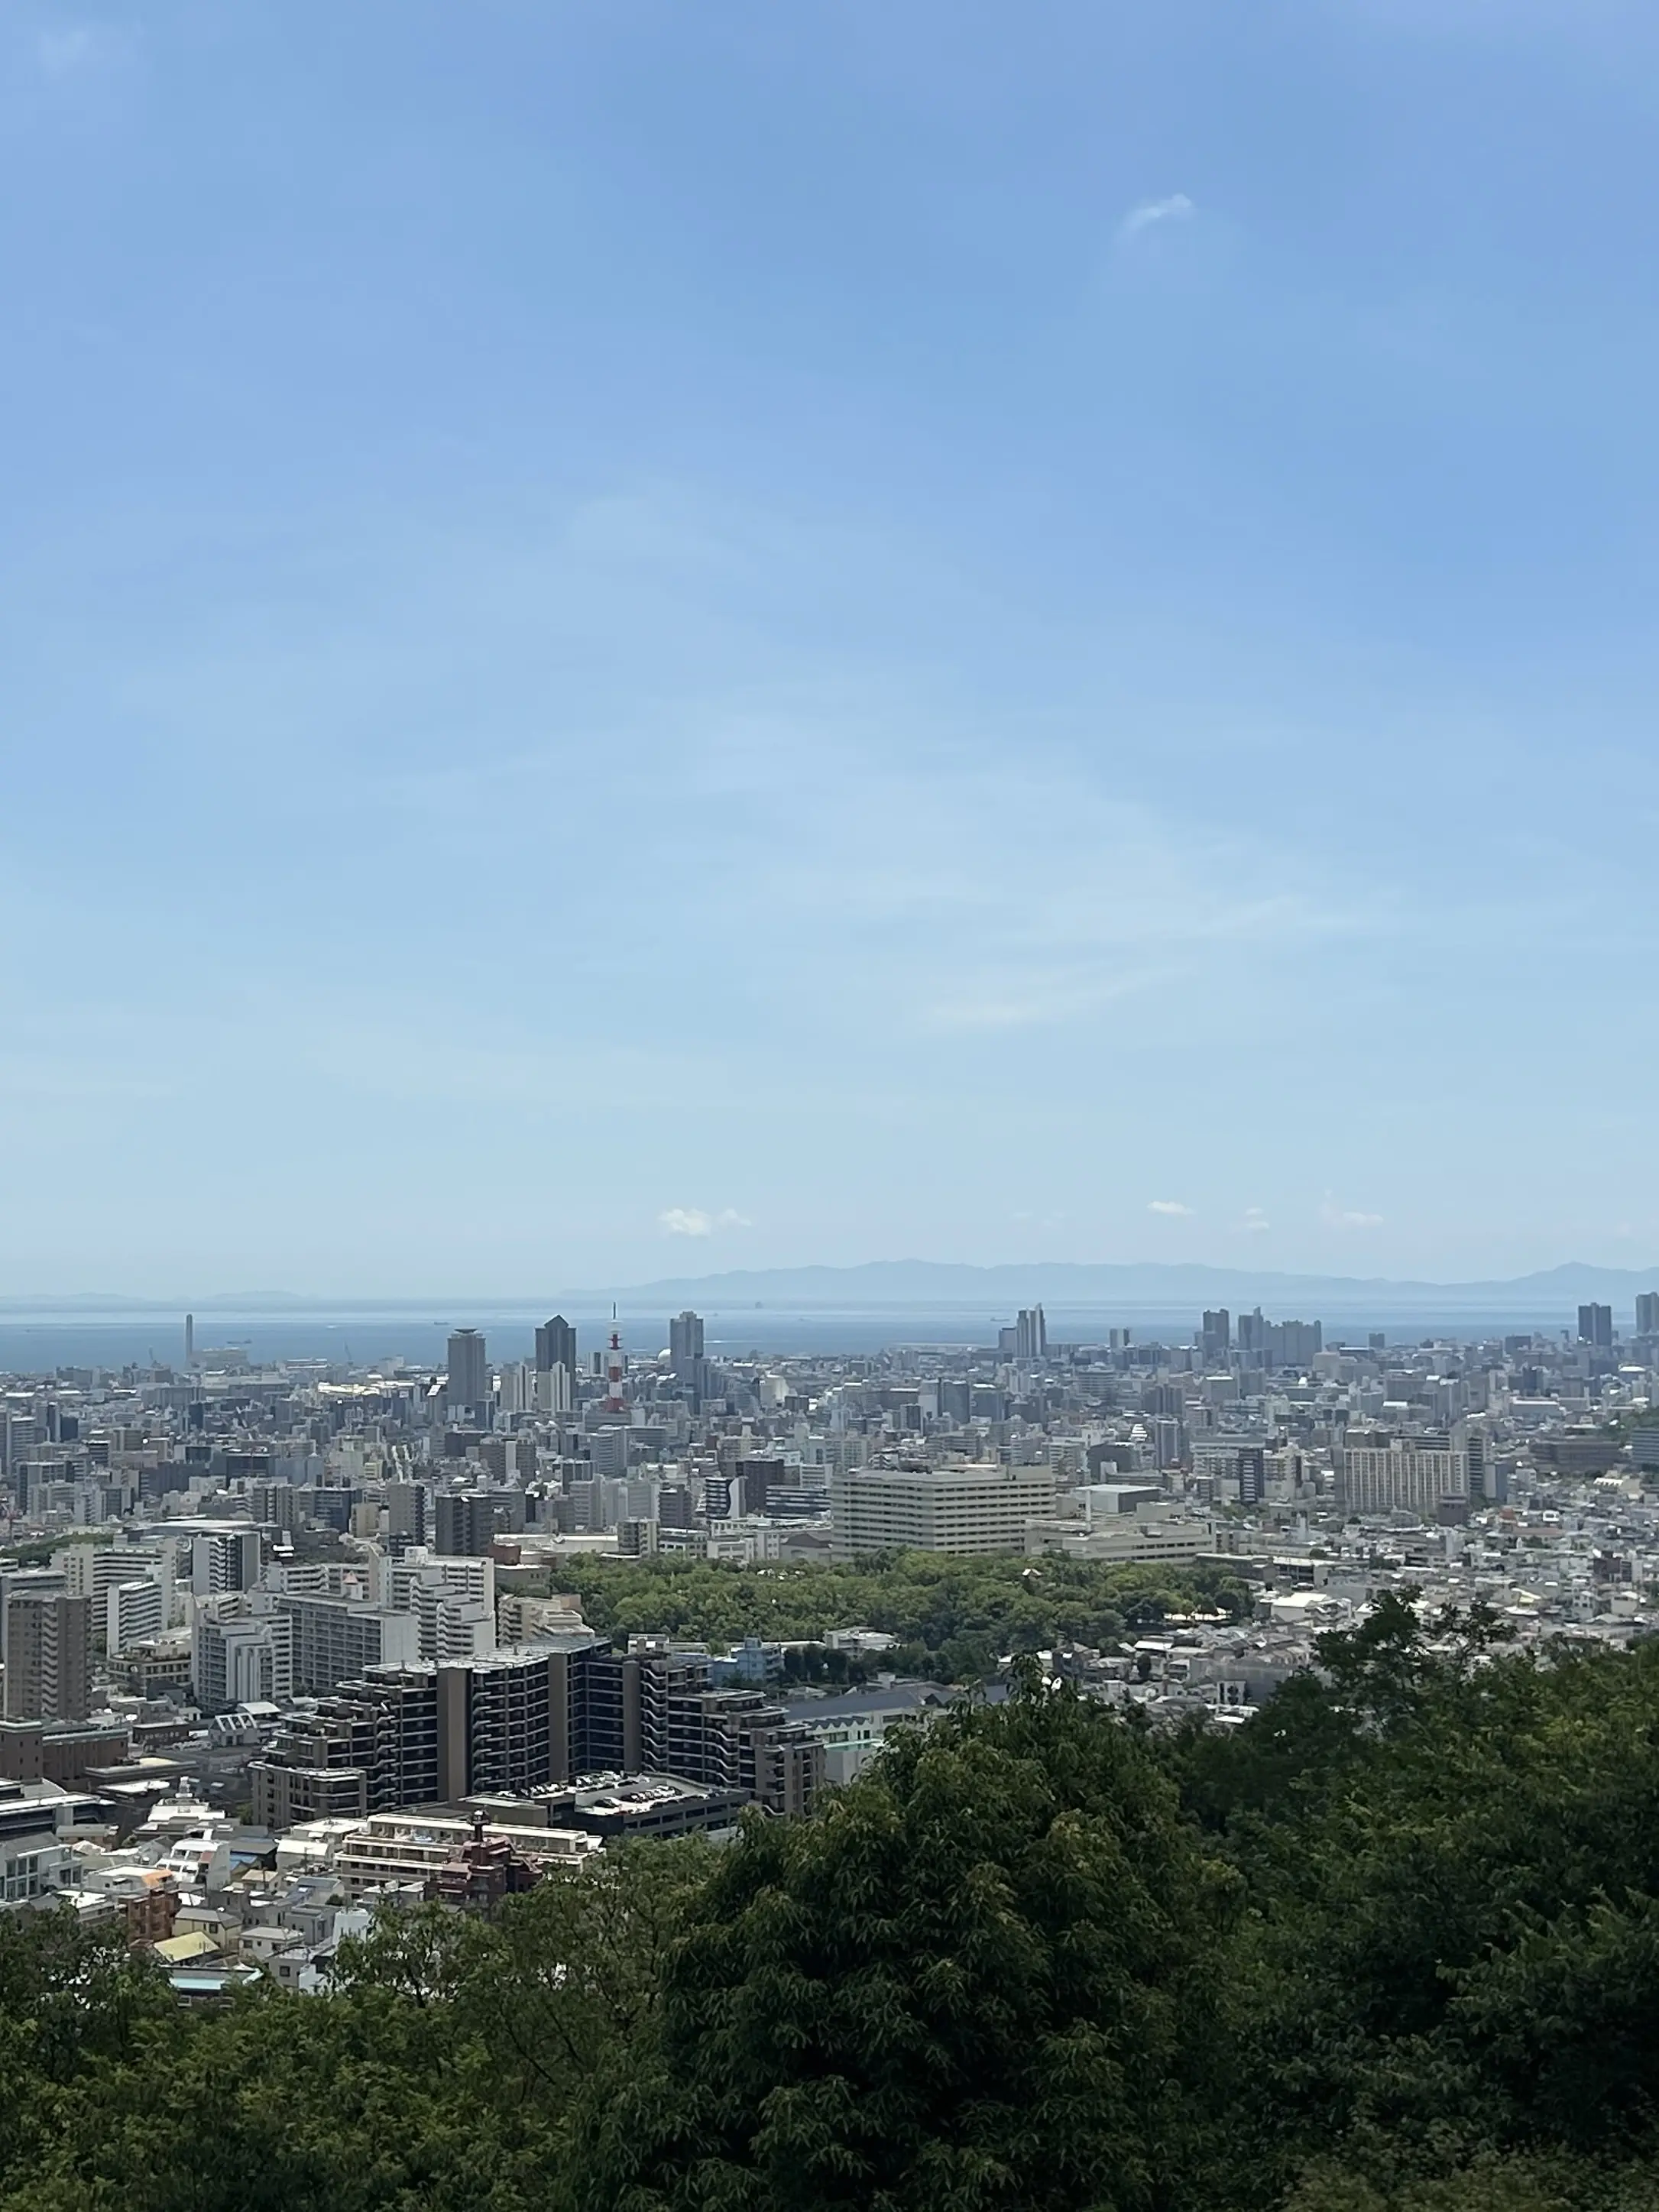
left=2, top=1592, right=91, bottom=1722
left=192, top=1593, right=295, bottom=1709
left=106, top=1579, right=164, bottom=1657
left=273, top=1593, right=418, bottom=1696
left=1340, top=1437, right=1469, bottom=1517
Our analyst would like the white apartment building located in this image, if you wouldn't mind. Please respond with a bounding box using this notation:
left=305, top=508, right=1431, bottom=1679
left=384, top=1554, right=496, bottom=1663
left=1340, top=1441, right=1469, bottom=1517
left=55, top=1542, right=177, bottom=1648
left=271, top=1593, right=417, bottom=1695
left=411, top=1580, right=495, bottom=1664
left=829, top=1462, right=1058, bottom=1561
left=496, top=1591, right=586, bottom=1643
left=332, top=1812, right=601, bottom=1898
left=387, top=1551, right=492, bottom=1614
left=106, top=1578, right=164, bottom=1657
left=190, top=1529, right=262, bottom=1600
left=193, top=1593, right=295, bottom=1709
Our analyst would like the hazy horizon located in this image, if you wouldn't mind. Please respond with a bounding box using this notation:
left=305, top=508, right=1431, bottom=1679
left=8, top=1251, right=1659, bottom=1314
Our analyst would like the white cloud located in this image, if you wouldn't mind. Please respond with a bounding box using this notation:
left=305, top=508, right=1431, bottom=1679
left=1321, top=1196, right=1384, bottom=1229
left=1118, top=193, right=1195, bottom=241
left=658, top=1206, right=750, bottom=1238
left=1240, top=1207, right=1271, bottom=1234
left=35, top=23, right=119, bottom=76
left=1148, top=1200, right=1193, bottom=1217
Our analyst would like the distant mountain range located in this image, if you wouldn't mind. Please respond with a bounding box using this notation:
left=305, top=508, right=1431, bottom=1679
left=8, top=1258, right=1657, bottom=1326
left=599, top=1258, right=1659, bottom=1322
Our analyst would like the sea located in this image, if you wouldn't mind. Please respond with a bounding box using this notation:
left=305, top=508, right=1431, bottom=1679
left=0, top=1295, right=1523, bottom=1379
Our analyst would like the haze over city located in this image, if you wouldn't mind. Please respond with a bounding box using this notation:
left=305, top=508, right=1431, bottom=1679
left=11, top=11, right=1659, bottom=2210
left=7, top=3, right=1659, bottom=1295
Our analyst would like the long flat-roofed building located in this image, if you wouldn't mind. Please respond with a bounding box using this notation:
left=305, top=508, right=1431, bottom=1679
left=829, top=1462, right=1057, bottom=1561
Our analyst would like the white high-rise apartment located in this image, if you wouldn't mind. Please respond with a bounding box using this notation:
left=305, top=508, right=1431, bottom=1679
left=107, top=1579, right=164, bottom=1657
left=1340, top=1439, right=1469, bottom=1517
left=193, top=1593, right=295, bottom=1708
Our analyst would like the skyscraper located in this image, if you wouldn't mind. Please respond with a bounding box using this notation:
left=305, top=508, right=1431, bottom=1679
left=1637, top=1293, right=1659, bottom=1338
left=1015, top=1307, right=1047, bottom=1363
left=669, top=1310, right=705, bottom=1375
left=535, top=1316, right=577, bottom=1382
left=1577, top=1304, right=1614, bottom=1351
left=447, top=1328, right=489, bottom=1415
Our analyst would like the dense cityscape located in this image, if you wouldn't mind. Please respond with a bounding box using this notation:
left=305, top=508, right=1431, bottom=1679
left=0, top=1294, right=1652, bottom=1995
left=9, top=0, right=1659, bottom=2200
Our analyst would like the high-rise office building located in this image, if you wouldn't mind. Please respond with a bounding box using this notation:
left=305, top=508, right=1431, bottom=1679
left=1014, top=1307, right=1047, bottom=1363
left=534, top=1317, right=577, bottom=1384
left=384, top=1481, right=426, bottom=1548
left=1201, top=1310, right=1231, bottom=1363
left=1637, top=1293, right=1659, bottom=1338
left=669, top=1310, right=705, bottom=1376
left=434, top=1489, right=522, bottom=1557
left=1269, top=1318, right=1324, bottom=1368
left=446, top=1329, right=490, bottom=1416
left=657, top=1484, right=693, bottom=1531
left=2, top=1592, right=91, bottom=1721
left=1577, top=1304, right=1614, bottom=1351
left=739, top=1456, right=784, bottom=1515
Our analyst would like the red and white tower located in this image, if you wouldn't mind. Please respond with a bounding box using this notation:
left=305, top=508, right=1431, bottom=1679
left=604, top=1310, right=626, bottom=1414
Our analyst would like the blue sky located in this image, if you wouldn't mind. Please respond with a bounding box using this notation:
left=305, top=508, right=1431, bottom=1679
left=4, top=0, right=1659, bottom=1296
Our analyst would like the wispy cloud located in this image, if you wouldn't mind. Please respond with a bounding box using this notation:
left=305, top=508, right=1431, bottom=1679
left=1240, top=1207, right=1272, bottom=1235
left=35, top=22, right=122, bottom=77
left=1149, top=1199, right=1194, bottom=1217
left=1117, top=192, right=1195, bottom=241
left=659, top=1206, right=750, bottom=1238
left=1321, top=1196, right=1384, bottom=1229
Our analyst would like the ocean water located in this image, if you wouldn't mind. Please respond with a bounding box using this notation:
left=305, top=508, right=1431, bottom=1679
left=0, top=1297, right=1560, bottom=1381
left=0, top=1304, right=1029, bottom=1378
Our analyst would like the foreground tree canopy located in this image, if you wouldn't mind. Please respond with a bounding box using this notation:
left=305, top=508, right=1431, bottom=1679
left=11, top=1603, right=1659, bottom=2209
